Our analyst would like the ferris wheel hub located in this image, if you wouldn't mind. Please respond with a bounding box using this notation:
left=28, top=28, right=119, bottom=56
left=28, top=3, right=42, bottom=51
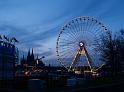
left=79, top=41, right=84, bottom=47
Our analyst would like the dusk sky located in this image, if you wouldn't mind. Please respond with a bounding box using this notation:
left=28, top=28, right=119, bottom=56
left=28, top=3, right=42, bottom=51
left=0, top=0, right=124, bottom=66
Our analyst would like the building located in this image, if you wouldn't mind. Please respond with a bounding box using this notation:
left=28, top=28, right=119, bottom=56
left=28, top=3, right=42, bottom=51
left=27, top=49, right=35, bottom=66
left=21, top=48, right=45, bottom=68
left=0, top=40, right=19, bottom=80
left=16, top=49, right=45, bottom=77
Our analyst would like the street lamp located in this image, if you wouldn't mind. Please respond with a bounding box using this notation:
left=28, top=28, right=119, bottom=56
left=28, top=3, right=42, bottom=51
left=36, top=56, right=45, bottom=65
left=39, top=56, right=45, bottom=60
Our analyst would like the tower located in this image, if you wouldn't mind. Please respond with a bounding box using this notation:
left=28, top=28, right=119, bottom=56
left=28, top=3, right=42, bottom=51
left=70, top=41, right=94, bottom=71
left=21, top=55, right=27, bottom=67
left=27, top=48, right=31, bottom=66
left=0, top=37, right=19, bottom=80
left=30, top=48, right=35, bottom=66
left=35, top=55, right=45, bottom=67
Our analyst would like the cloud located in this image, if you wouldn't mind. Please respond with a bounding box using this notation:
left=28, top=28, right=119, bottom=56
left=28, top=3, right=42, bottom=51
left=1, top=0, right=124, bottom=66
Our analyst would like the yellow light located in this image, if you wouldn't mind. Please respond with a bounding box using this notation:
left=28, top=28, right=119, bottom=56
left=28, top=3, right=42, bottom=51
left=75, top=70, right=81, bottom=74
left=36, top=60, right=39, bottom=64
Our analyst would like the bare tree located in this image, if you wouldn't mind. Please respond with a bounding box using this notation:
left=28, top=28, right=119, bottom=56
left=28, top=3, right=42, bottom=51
left=100, top=31, right=117, bottom=76
left=114, top=29, right=124, bottom=72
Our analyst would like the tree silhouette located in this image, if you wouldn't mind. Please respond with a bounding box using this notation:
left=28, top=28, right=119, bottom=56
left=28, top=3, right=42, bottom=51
left=100, top=31, right=116, bottom=76
left=114, top=29, right=124, bottom=72
left=100, top=29, right=124, bottom=76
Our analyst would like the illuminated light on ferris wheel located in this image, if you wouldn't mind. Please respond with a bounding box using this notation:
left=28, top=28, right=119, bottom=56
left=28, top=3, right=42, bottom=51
left=56, top=16, right=109, bottom=72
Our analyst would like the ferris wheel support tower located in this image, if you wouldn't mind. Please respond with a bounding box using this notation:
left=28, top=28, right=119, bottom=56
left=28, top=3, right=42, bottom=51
left=70, top=41, right=94, bottom=72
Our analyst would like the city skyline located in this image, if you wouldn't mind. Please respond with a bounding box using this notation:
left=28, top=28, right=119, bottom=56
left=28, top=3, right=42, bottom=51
left=0, top=0, right=124, bottom=66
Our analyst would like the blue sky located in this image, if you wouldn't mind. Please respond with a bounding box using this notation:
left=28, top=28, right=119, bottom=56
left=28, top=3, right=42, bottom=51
left=0, top=0, right=124, bottom=66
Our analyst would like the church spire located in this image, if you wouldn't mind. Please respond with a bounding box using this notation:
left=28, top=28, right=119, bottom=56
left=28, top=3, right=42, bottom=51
left=28, top=48, right=30, bottom=56
left=22, top=55, right=25, bottom=60
left=27, top=48, right=31, bottom=66
left=31, top=48, right=34, bottom=58
left=21, top=54, right=26, bottom=66
left=30, top=48, right=34, bottom=66
left=31, top=48, right=34, bottom=55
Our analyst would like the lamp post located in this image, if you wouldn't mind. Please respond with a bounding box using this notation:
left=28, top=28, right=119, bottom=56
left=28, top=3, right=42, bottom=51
left=35, top=56, right=45, bottom=66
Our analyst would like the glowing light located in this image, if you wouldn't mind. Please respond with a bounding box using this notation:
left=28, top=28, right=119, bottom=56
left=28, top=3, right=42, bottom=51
left=25, top=71, right=28, bottom=75
left=79, top=42, right=84, bottom=46
left=75, top=70, right=81, bottom=74
left=36, top=60, right=39, bottom=64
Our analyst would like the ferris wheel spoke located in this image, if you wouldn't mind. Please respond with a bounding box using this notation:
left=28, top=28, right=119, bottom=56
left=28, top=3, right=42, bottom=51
left=91, top=23, right=101, bottom=33
left=59, top=41, right=76, bottom=44
left=94, top=27, right=105, bottom=37
left=59, top=51, right=75, bottom=59
left=88, top=19, right=99, bottom=33
left=59, top=43, right=76, bottom=48
left=76, top=19, right=82, bottom=32
left=63, top=27, right=79, bottom=42
left=59, top=44, right=76, bottom=49
left=64, top=28, right=78, bottom=40
left=59, top=43, right=75, bottom=47
left=91, top=19, right=103, bottom=31
left=60, top=56, right=75, bottom=63
left=64, top=23, right=78, bottom=41
left=60, top=57, right=73, bottom=62
left=85, top=18, right=90, bottom=32
left=88, top=22, right=101, bottom=35
left=85, top=19, right=90, bottom=31
left=60, top=34, right=76, bottom=43
left=80, top=19, right=86, bottom=41
left=80, top=17, right=86, bottom=32
left=61, top=25, right=79, bottom=42
left=60, top=46, right=75, bottom=51
left=68, top=25, right=79, bottom=40
left=59, top=41, right=78, bottom=48
left=60, top=53, right=74, bottom=61
left=94, top=26, right=103, bottom=34
left=82, top=19, right=88, bottom=40
left=71, top=21, right=81, bottom=39
left=59, top=45, right=76, bottom=52
left=59, top=38, right=75, bottom=43
left=75, top=20, right=81, bottom=37
left=86, top=19, right=95, bottom=39
left=59, top=46, right=76, bottom=53
left=59, top=48, right=76, bottom=53
left=80, top=18, right=83, bottom=32
left=91, top=26, right=103, bottom=36
left=92, top=23, right=105, bottom=35
left=77, top=18, right=84, bottom=41
left=75, top=20, right=83, bottom=39
left=59, top=46, right=76, bottom=51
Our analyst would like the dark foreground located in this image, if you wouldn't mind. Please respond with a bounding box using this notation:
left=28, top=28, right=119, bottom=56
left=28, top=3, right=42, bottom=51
left=1, top=76, right=124, bottom=92
left=0, top=81, right=124, bottom=92
left=60, top=83, right=124, bottom=92
left=0, top=83, right=124, bottom=92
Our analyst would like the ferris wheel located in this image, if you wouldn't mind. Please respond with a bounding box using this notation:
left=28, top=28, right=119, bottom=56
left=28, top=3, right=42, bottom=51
left=56, top=16, right=108, bottom=72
